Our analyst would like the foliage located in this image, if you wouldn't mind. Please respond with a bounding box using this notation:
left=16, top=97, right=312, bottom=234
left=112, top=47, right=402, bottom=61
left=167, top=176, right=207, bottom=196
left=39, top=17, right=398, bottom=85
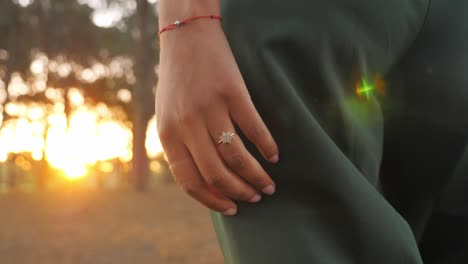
left=0, top=0, right=160, bottom=190
left=0, top=0, right=159, bottom=117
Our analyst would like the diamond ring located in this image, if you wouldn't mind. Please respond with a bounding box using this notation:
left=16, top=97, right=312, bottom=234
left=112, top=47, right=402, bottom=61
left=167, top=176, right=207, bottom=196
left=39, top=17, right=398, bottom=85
left=218, top=131, right=235, bottom=145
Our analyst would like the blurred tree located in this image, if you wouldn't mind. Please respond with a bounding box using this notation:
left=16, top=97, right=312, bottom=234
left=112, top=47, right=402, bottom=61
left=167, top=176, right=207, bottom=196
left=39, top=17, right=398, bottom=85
left=132, top=0, right=157, bottom=191
left=0, top=0, right=135, bottom=119
left=0, top=0, right=159, bottom=190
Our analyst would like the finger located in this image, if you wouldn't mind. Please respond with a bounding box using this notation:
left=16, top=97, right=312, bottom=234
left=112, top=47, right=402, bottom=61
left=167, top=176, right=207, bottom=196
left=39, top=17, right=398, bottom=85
left=207, top=106, right=276, bottom=195
left=165, top=140, right=238, bottom=216
left=227, top=92, right=279, bottom=163
left=182, top=121, right=261, bottom=203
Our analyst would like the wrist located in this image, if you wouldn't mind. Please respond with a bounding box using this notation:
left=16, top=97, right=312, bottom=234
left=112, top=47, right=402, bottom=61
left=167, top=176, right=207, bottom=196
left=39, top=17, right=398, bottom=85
left=159, top=0, right=220, bottom=30
left=159, top=19, right=224, bottom=60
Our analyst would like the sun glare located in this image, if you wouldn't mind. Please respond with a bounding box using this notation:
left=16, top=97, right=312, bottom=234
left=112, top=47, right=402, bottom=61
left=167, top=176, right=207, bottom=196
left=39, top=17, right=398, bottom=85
left=63, top=162, right=88, bottom=180
left=44, top=105, right=133, bottom=179
left=1, top=100, right=163, bottom=180
left=0, top=54, right=164, bottom=181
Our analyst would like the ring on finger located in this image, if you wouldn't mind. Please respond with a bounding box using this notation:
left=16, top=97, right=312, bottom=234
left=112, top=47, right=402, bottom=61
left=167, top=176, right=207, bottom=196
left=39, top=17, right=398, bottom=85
left=218, top=131, right=236, bottom=145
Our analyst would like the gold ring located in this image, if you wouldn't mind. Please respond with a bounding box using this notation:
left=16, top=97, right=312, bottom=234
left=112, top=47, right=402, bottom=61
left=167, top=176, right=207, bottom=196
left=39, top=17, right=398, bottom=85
left=218, top=131, right=235, bottom=144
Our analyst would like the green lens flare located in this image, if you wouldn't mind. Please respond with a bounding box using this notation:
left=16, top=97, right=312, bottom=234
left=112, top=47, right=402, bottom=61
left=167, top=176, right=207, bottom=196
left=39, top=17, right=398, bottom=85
left=356, top=78, right=376, bottom=100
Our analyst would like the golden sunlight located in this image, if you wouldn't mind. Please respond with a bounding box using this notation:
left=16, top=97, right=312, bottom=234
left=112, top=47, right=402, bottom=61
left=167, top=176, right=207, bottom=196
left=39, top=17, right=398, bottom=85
left=0, top=55, right=164, bottom=180
left=45, top=105, right=134, bottom=179
left=0, top=101, right=162, bottom=180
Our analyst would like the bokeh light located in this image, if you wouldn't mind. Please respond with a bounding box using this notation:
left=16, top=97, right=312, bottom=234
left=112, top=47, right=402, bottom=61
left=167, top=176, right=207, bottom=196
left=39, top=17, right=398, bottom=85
left=0, top=55, right=163, bottom=180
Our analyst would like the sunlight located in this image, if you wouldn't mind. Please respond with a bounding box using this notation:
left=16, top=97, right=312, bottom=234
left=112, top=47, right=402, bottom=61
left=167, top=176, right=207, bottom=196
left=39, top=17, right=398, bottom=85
left=0, top=53, right=164, bottom=181
left=63, top=161, right=88, bottom=180
left=146, top=116, right=164, bottom=158
left=44, top=105, right=133, bottom=179
left=0, top=100, right=163, bottom=180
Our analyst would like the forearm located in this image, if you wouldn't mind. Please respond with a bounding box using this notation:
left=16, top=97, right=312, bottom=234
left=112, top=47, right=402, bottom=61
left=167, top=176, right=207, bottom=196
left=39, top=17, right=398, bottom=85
left=159, top=0, right=221, bottom=29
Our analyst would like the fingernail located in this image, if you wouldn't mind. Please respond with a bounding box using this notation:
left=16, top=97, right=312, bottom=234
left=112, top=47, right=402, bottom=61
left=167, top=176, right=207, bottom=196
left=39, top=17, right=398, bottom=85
left=223, top=208, right=237, bottom=216
left=269, top=154, right=279, bottom=164
left=262, top=184, right=276, bottom=195
left=248, top=194, right=262, bottom=203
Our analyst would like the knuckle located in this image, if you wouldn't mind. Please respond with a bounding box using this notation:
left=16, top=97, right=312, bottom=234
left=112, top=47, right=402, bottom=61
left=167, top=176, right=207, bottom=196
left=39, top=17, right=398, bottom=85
left=246, top=124, right=267, bottom=141
left=174, top=110, right=197, bottom=128
left=227, top=152, right=248, bottom=170
left=254, top=175, right=271, bottom=188
left=171, top=172, right=183, bottom=185
left=238, top=189, right=255, bottom=200
left=168, top=156, right=190, bottom=170
left=247, top=166, right=269, bottom=185
left=178, top=181, right=201, bottom=196
left=197, top=97, right=218, bottom=113
left=206, top=172, right=227, bottom=188
left=225, top=85, right=245, bottom=100
left=221, top=85, right=236, bottom=97
left=156, top=124, right=173, bottom=144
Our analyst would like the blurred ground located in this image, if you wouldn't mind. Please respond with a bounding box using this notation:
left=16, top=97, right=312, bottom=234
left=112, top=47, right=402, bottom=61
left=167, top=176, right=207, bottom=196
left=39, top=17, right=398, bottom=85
left=0, top=183, right=224, bottom=264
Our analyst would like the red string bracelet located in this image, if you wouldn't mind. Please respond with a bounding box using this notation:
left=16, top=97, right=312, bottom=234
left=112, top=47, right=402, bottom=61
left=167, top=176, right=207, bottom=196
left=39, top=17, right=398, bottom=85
left=158, top=15, right=222, bottom=36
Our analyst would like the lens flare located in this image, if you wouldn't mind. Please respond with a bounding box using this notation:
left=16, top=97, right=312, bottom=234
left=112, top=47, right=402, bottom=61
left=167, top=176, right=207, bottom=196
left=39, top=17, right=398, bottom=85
left=355, top=74, right=386, bottom=100
left=356, top=78, right=375, bottom=100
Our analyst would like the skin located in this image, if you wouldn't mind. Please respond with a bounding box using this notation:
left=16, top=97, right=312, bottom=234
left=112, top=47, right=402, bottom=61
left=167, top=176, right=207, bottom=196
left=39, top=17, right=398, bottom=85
left=156, top=0, right=279, bottom=216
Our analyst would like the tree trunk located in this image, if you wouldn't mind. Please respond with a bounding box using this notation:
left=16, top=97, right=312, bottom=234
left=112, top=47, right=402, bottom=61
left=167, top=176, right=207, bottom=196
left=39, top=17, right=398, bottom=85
left=132, top=0, right=156, bottom=191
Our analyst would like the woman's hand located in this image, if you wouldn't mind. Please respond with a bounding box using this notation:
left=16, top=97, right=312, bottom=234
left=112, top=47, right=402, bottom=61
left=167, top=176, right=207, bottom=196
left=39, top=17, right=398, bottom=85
left=156, top=18, right=279, bottom=216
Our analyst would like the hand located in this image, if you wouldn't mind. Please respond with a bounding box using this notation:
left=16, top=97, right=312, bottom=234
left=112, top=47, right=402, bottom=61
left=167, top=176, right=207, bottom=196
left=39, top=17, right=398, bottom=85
left=156, top=20, right=279, bottom=216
